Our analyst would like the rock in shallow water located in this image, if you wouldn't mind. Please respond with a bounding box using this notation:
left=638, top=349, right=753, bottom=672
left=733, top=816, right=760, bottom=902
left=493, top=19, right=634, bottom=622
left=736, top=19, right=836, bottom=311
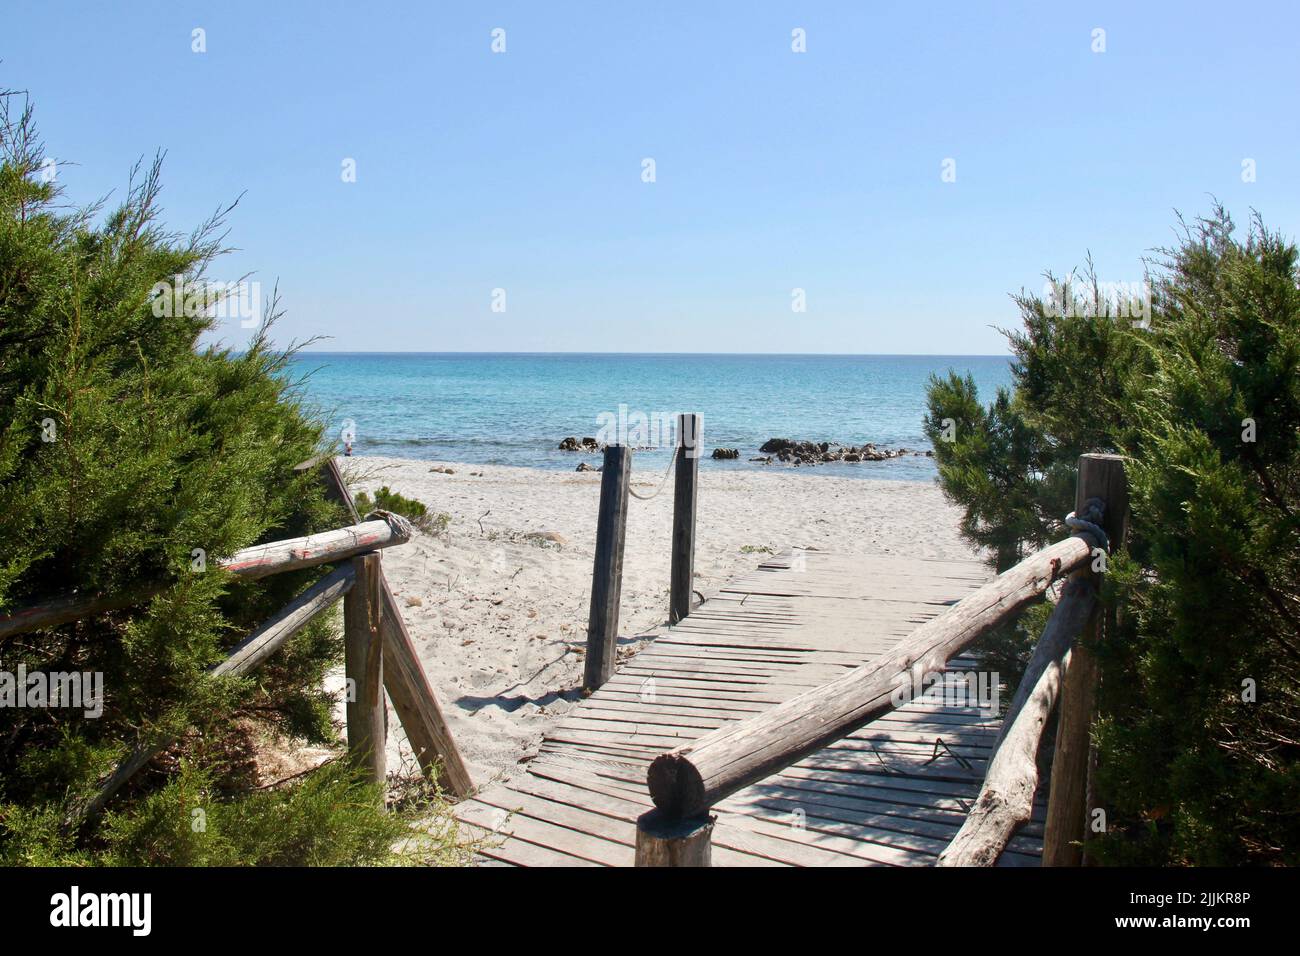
left=558, top=436, right=601, bottom=452
left=757, top=437, right=923, bottom=465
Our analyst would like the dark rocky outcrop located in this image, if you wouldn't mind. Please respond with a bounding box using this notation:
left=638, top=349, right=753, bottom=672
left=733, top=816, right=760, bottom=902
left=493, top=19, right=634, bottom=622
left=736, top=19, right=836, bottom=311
left=711, top=448, right=740, bottom=460
left=559, top=436, right=601, bottom=452
left=756, top=438, right=930, bottom=466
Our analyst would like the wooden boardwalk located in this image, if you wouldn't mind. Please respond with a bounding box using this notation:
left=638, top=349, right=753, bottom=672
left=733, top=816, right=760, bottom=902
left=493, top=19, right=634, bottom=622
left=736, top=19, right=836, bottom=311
left=454, top=549, right=1048, bottom=866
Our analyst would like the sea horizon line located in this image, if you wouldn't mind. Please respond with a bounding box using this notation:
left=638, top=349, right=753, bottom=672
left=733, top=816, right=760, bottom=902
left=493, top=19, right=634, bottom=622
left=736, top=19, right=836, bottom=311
left=290, top=350, right=1013, bottom=358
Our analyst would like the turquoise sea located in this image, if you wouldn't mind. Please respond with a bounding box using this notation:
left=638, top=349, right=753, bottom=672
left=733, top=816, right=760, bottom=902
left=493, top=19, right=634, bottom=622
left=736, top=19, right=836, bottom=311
left=287, top=353, right=1013, bottom=481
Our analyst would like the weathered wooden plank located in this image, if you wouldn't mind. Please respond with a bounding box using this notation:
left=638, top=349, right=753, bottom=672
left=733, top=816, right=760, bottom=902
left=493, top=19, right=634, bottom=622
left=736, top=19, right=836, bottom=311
left=523, top=758, right=925, bottom=866
left=467, top=787, right=784, bottom=867
left=506, top=773, right=860, bottom=867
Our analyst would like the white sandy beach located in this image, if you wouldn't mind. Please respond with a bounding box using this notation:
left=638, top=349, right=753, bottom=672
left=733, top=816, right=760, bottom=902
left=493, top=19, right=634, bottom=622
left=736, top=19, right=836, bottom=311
left=331, top=455, right=984, bottom=790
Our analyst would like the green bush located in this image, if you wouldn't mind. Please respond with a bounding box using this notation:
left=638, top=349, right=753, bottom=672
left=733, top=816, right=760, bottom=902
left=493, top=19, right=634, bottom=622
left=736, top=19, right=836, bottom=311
left=0, top=96, right=460, bottom=865
left=355, top=485, right=448, bottom=534
left=926, top=206, right=1300, bottom=864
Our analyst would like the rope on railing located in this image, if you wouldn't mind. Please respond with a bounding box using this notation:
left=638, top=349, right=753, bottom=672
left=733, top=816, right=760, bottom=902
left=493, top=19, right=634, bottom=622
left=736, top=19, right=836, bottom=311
left=628, top=450, right=677, bottom=501
left=1064, top=496, right=1109, bottom=551
left=362, top=508, right=415, bottom=539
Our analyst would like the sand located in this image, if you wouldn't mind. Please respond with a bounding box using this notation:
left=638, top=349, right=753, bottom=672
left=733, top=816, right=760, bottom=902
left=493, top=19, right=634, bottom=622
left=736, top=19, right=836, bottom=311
left=329, top=455, right=983, bottom=790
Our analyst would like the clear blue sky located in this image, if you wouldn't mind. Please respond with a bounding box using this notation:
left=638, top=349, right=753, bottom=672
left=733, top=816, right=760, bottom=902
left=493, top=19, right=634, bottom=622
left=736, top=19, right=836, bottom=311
left=6, top=1, right=1298, bottom=354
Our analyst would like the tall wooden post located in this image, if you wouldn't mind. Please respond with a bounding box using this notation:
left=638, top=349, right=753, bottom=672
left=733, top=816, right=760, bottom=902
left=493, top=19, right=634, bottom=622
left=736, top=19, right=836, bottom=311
left=584, top=445, right=631, bottom=692
left=309, top=455, right=473, bottom=796
left=634, top=809, right=714, bottom=867
left=669, top=413, right=701, bottom=626
left=344, top=551, right=386, bottom=784
left=1043, top=453, right=1128, bottom=865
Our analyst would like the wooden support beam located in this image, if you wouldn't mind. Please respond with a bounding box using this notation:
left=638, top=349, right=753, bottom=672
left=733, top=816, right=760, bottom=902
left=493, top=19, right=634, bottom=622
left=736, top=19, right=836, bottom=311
left=215, top=564, right=356, bottom=678
left=634, top=809, right=714, bottom=867
left=584, top=445, right=631, bottom=692
left=69, top=563, right=356, bottom=826
left=317, top=456, right=475, bottom=797
left=377, top=594, right=473, bottom=796
left=669, top=413, right=700, bottom=626
left=344, top=552, right=386, bottom=785
left=1043, top=453, right=1129, bottom=865
left=936, top=571, right=1098, bottom=866
left=647, top=533, right=1094, bottom=819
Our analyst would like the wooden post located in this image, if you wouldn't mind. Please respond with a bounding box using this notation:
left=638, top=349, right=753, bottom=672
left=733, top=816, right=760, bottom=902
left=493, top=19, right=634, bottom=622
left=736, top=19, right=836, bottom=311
left=669, top=413, right=700, bottom=626
left=1043, top=453, right=1128, bottom=866
left=344, top=552, right=386, bottom=785
left=584, top=445, right=631, bottom=692
left=314, top=456, right=474, bottom=796
left=634, top=809, right=714, bottom=867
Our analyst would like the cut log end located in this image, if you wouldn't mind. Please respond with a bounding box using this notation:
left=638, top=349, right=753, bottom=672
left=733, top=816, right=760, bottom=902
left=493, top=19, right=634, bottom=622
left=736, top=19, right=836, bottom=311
left=634, top=808, right=714, bottom=867
left=647, top=752, right=707, bottom=819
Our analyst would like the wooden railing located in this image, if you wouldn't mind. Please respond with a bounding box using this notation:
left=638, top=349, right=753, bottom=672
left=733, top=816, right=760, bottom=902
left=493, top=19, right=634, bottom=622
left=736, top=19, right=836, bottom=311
left=634, top=453, right=1128, bottom=867
left=0, top=455, right=473, bottom=828
left=309, top=456, right=473, bottom=796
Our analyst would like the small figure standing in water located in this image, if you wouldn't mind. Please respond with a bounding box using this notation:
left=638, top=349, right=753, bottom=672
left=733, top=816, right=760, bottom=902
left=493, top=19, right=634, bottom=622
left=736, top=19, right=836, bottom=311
left=341, top=418, right=357, bottom=458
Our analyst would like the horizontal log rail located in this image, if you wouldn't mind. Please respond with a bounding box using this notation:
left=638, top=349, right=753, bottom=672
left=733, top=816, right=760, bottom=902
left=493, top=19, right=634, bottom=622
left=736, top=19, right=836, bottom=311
left=68, top=562, right=358, bottom=827
left=219, top=513, right=412, bottom=579
left=0, top=514, right=412, bottom=642
left=0, top=587, right=158, bottom=643
left=646, top=533, right=1094, bottom=820
left=936, top=571, right=1098, bottom=866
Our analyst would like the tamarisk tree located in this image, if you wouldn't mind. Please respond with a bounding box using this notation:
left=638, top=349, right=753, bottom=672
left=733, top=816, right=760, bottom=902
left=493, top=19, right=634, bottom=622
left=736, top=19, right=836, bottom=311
left=0, top=95, right=433, bottom=865
left=925, top=206, right=1300, bottom=865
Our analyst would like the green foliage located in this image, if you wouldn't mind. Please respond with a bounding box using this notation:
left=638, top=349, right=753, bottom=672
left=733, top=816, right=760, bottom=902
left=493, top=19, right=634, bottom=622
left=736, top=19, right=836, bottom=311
left=354, top=485, right=448, bottom=533
left=926, top=205, right=1300, bottom=864
left=1, top=758, right=477, bottom=867
left=0, top=96, right=462, bottom=866
left=924, top=375, right=1055, bottom=571
left=100, top=760, right=397, bottom=867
